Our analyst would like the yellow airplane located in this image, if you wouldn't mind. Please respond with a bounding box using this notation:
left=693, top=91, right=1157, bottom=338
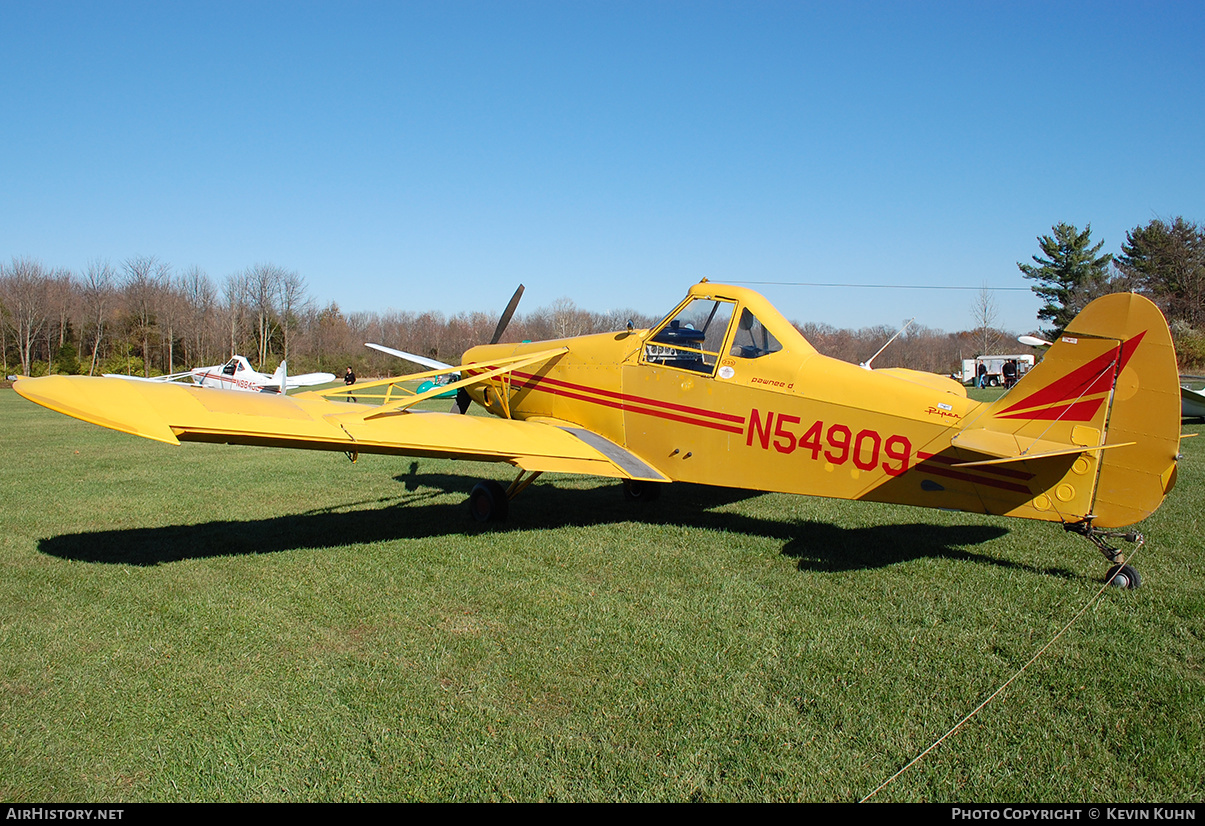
left=15, top=280, right=1182, bottom=589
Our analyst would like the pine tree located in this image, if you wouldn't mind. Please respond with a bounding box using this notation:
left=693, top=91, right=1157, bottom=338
left=1017, top=223, right=1113, bottom=337
left=1117, top=217, right=1205, bottom=330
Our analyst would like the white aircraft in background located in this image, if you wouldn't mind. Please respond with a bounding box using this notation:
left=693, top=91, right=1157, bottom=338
left=1182, top=378, right=1205, bottom=420
left=105, top=356, right=335, bottom=394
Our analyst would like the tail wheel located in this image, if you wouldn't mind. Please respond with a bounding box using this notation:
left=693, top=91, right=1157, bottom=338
left=622, top=480, right=662, bottom=502
left=469, top=480, right=509, bottom=522
left=1106, top=563, right=1142, bottom=590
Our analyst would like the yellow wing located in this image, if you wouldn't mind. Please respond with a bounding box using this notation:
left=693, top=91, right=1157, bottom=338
left=13, top=374, right=668, bottom=483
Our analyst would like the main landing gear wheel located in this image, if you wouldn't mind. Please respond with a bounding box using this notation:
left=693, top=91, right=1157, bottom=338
left=469, top=480, right=509, bottom=522
left=622, top=480, right=662, bottom=502
left=1106, top=563, right=1142, bottom=590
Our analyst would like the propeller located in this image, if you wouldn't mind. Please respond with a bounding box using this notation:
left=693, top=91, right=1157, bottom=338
left=453, top=284, right=525, bottom=414
left=490, top=284, right=525, bottom=345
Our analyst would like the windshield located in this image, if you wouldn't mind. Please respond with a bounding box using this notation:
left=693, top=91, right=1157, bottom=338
left=644, top=298, right=735, bottom=373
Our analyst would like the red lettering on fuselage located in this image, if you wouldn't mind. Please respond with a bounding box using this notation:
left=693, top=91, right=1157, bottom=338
left=745, top=408, right=911, bottom=476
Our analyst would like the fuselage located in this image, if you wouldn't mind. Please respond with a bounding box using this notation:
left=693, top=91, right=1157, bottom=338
left=13, top=282, right=1178, bottom=530
left=462, top=282, right=1082, bottom=522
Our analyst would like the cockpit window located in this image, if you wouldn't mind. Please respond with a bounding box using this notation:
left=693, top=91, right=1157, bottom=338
left=644, top=298, right=735, bottom=373
left=730, top=309, right=782, bottom=360
left=222, top=359, right=239, bottom=376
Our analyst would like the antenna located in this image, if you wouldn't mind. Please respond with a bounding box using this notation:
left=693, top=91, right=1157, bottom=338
left=861, top=318, right=915, bottom=370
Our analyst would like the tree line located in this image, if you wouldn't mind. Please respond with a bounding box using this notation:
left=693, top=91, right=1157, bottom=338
left=0, top=257, right=667, bottom=380
left=0, top=257, right=1011, bottom=380
left=3, top=216, right=1202, bottom=381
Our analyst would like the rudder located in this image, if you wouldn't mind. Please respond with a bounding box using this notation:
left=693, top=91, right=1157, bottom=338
left=1067, top=293, right=1180, bottom=527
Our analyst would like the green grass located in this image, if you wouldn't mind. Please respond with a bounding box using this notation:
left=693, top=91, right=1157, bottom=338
left=1, top=388, right=1202, bottom=801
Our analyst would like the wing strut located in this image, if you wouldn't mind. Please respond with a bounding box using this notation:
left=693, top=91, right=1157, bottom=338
left=313, top=347, right=568, bottom=420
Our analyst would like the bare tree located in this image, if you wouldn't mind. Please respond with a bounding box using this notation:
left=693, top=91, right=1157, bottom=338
left=276, top=268, right=310, bottom=364
left=0, top=257, right=53, bottom=375
left=244, top=263, right=287, bottom=369
left=970, top=284, right=1003, bottom=357
left=45, top=269, right=76, bottom=373
left=309, top=302, right=351, bottom=372
left=179, top=266, right=216, bottom=367
left=123, top=255, right=171, bottom=376
left=157, top=275, right=185, bottom=374
left=222, top=271, right=249, bottom=360
left=80, top=260, right=116, bottom=375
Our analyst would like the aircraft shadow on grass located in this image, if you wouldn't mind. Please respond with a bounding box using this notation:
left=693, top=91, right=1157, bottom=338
left=39, top=465, right=1067, bottom=580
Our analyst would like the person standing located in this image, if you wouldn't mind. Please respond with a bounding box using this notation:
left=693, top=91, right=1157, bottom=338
left=1002, top=359, right=1017, bottom=389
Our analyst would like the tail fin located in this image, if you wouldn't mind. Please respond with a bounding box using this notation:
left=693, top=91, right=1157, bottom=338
left=1069, top=294, right=1180, bottom=527
left=959, top=293, right=1180, bottom=528
left=267, top=361, right=288, bottom=394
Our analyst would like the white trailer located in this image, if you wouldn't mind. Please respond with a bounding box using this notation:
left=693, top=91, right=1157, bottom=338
left=961, top=354, right=1035, bottom=387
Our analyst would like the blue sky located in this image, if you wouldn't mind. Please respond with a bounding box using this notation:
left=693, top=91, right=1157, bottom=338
left=3, top=0, right=1202, bottom=334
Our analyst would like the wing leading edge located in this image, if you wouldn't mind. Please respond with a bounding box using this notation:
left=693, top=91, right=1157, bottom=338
left=14, top=375, right=667, bottom=482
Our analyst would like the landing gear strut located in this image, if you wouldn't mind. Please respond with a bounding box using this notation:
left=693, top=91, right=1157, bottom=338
left=1065, top=521, right=1145, bottom=589
left=467, top=470, right=542, bottom=523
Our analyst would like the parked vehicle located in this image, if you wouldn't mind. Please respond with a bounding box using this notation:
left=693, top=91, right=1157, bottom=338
left=961, top=354, right=1035, bottom=388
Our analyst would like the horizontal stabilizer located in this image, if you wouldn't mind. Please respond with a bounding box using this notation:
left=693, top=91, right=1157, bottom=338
left=952, top=441, right=1136, bottom=468
left=102, top=371, right=192, bottom=383
left=949, top=426, right=1109, bottom=464
left=285, top=372, right=337, bottom=388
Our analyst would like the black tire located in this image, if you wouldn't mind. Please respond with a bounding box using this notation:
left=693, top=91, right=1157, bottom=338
left=1106, top=563, right=1141, bottom=590
left=469, top=480, right=509, bottom=522
left=622, top=480, right=662, bottom=502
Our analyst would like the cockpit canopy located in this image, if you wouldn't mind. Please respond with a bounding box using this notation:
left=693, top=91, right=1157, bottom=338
left=642, top=284, right=807, bottom=375
left=221, top=357, right=250, bottom=376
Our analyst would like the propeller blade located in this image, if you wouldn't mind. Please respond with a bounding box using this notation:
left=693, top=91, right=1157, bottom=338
left=452, top=284, right=526, bottom=413
left=490, top=284, right=525, bottom=345
left=365, top=342, right=454, bottom=371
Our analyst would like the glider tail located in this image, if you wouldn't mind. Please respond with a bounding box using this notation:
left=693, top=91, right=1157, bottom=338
left=973, top=293, right=1180, bottom=528
left=268, top=361, right=288, bottom=393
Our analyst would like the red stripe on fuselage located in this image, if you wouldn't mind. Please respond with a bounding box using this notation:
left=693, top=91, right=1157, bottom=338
left=192, top=372, right=276, bottom=392
left=917, top=464, right=1032, bottom=495
left=916, top=452, right=1035, bottom=480
left=505, top=371, right=746, bottom=434
left=461, top=367, right=747, bottom=433
left=915, top=452, right=1034, bottom=494
left=510, top=371, right=747, bottom=423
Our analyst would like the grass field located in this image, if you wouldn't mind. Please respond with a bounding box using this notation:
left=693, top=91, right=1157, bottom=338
left=1, top=386, right=1202, bottom=802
